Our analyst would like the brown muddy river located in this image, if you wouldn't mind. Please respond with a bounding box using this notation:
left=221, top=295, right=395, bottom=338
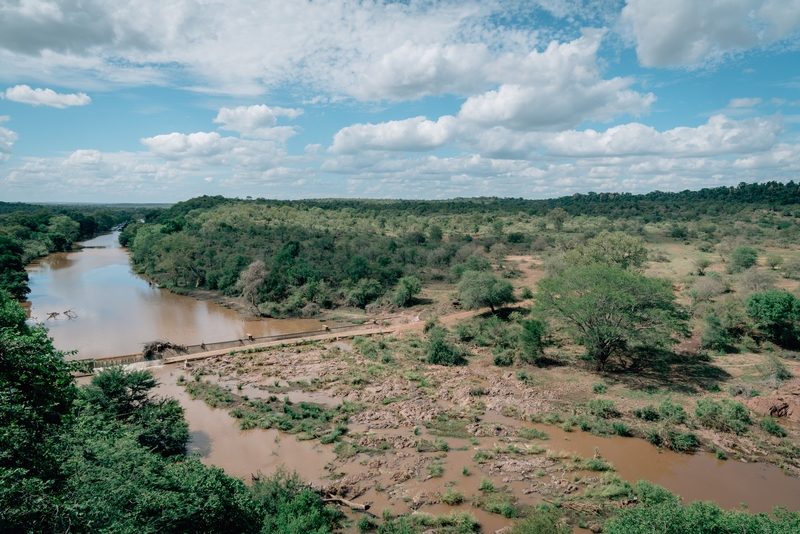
left=25, top=232, right=324, bottom=360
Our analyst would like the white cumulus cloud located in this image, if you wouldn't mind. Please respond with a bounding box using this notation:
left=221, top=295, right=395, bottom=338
left=331, top=116, right=457, bottom=154
left=622, top=0, right=800, bottom=68
left=2, top=85, right=91, bottom=108
left=213, top=105, right=303, bottom=138
left=457, top=31, right=655, bottom=131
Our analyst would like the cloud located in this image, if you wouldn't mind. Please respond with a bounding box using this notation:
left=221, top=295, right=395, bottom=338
left=621, top=0, right=800, bottom=67
left=0, top=125, right=17, bottom=163
left=540, top=114, right=782, bottom=157
left=729, top=97, right=762, bottom=108
left=329, top=112, right=783, bottom=163
left=457, top=31, right=654, bottom=130
left=213, top=105, right=303, bottom=138
left=331, top=116, right=458, bottom=154
left=2, top=84, right=90, bottom=107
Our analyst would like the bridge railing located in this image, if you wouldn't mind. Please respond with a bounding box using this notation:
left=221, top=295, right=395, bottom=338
left=86, top=323, right=371, bottom=370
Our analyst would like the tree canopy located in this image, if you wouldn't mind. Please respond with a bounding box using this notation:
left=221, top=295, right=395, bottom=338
left=457, top=271, right=515, bottom=312
left=535, top=265, right=688, bottom=370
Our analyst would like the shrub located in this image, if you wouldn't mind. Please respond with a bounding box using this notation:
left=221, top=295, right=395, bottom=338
left=493, top=350, right=515, bottom=367
left=357, top=515, right=378, bottom=533
left=509, top=508, right=571, bottom=534
left=746, top=289, right=800, bottom=347
left=391, top=276, right=422, bottom=307
left=592, top=382, right=607, bottom=394
left=739, top=267, right=777, bottom=293
left=427, top=328, right=466, bottom=366
left=695, top=399, right=751, bottom=434
left=518, top=319, right=547, bottom=364
left=701, top=314, right=735, bottom=351
left=760, top=417, right=788, bottom=437
left=691, top=277, right=727, bottom=304
left=766, top=252, right=784, bottom=270
left=518, top=427, right=549, bottom=440
left=520, top=286, right=534, bottom=299
left=612, top=422, right=632, bottom=437
left=442, top=488, right=465, bottom=505
left=587, top=399, right=619, bottom=419
left=634, top=405, right=660, bottom=421
left=730, top=246, right=758, bottom=272
left=478, top=477, right=495, bottom=492
left=657, top=400, right=687, bottom=424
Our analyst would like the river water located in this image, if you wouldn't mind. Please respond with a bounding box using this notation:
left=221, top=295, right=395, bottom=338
left=25, top=232, right=324, bottom=360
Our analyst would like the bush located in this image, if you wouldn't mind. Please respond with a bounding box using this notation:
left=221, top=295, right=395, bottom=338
left=766, top=252, right=784, bottom=270
left=695, top=399, right=751, bottom=434
left=691, top=277, right=726, bottom=303
left=427, top=328, right=466, bottom=366
left=509, top=508, right=570, bottom=534
left=518, top=319, right=547, bottom=364
left=604, top=486, right=800, bottom=534
left=442, top=488, right=465, bottom=505
left=746, top=289, right=800, bottom=347
left=633, top=405, right=660, bottom=422
left=587, top=399, right=619, bottom=419
left=518, top=427, right=549, bottom=440
left=730, top=246, right=758, bottom=272
left=493, top=350, right=515, bottom=367
left=701, top=315, right=735, bottom=351
left=612, top=422, right=632, bottom=437
left=392, top=276, right=422, bottom=307
left=760, top=417, right=788, bottom=437
left=592, top=382, right=607, bottom=394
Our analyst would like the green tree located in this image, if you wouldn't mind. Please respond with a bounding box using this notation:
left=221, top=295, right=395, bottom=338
left=547, top=208, right=568, bottom=232
left=730, top=246, right=758, bottom=272
left=457, top=271, right=515, bottom=312
left=535, top=265, right=687, bottom=371
left=0, top=235, right=30, bottom=298
left=427, top=327, right=466, bottom=366
left=519, top=319, right=547, bottom=364
left=392, top=276, right=422, bottom=307
left=766, top=252, right=784, bottom=270
left=745, top=289, right=800, bottom=347
left=563, top=231, right=648, bottom=271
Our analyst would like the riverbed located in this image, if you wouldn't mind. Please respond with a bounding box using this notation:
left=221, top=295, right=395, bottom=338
left=25, top=232, right=325, bottom=360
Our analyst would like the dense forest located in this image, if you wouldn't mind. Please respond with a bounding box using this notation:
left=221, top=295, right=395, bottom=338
left=120, top=182, right=800, bottom=317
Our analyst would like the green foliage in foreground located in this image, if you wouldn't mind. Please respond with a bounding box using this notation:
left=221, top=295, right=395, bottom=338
left=0, top=290, right=343, bottom=533
left=604, top=481, right=800, bottom=534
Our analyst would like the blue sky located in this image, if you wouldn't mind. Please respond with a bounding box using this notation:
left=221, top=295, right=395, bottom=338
left=0, top=0, right=799, bottom=203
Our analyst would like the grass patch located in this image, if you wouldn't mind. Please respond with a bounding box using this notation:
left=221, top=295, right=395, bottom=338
left=695, top=399, right=751, bottom=435
left=379, top=511, right=479, bottom=534
left=587, top=399, right=620, bottom=419
left=442, top=488, right=465, bottom=505
left=518, top=427, right=549, bottom=440
left=760, top=417, right=788, bottom=437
